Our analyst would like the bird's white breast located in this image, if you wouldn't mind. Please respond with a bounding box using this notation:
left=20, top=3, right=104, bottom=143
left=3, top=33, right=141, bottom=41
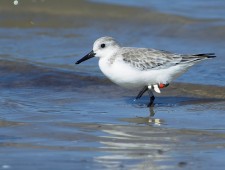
left=99, top=57, right=140, bottom=88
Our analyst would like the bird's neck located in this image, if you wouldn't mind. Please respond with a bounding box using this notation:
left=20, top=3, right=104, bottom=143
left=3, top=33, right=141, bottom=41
left=98, top=46, right=121, bottom=78
left=98, top=55, right=114, bottom=79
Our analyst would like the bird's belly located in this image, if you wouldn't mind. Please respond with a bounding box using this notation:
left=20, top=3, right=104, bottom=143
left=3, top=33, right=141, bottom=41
left=107, top=70, right=148, bottom=89
left=99, top=59, right=152, bottom=88
left=99, top=59, right=183, bottom=89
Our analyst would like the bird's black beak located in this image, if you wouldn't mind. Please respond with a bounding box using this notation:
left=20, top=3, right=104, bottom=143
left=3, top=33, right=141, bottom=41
left=75, top=50, right=96, bottom=64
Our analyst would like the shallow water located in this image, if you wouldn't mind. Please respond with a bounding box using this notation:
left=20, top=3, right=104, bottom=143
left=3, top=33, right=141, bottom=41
left=93, top=0, right=225, bottom=20
left=0, top=0, right=225, bottom=169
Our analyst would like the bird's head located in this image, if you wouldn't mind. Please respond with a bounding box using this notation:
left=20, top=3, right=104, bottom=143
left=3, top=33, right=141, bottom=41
left=75, top=36, right=120, bottom=64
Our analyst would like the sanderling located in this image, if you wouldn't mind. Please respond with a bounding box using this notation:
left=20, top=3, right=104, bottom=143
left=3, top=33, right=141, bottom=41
left=75, top=36, right=216, bottom=107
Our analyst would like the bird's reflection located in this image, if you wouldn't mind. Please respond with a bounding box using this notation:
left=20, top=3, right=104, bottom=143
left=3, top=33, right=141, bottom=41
left=148, top=106, right=165, bottom=126
left=119, top=105, right=164, bottom=126
left=149, top=106, right=155, bottom=117
left=95, top=109, right=170, bottom=169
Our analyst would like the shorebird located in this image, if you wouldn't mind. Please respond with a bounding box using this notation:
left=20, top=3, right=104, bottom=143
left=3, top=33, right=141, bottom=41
left=76, top=37, right=216, bottom=107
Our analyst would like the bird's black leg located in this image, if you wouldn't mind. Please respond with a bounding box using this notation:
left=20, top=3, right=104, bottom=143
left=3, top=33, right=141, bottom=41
left=135, top=86, right=148, bottom=100
left=147, top=89, right=155, bottom=107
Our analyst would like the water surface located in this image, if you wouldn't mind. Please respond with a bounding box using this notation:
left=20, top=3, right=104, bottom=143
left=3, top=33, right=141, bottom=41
left=0, top=0, right=225, bottom=169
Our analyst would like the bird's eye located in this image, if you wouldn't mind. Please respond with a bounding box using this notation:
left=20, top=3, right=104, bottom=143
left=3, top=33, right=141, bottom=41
left=101, top=44, right=106, bottom=48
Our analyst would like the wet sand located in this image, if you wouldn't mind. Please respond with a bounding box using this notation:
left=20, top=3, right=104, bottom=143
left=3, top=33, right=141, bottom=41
left=0, top=0, right=199, bottom=27
left=1, top=0, right=225, bottom=41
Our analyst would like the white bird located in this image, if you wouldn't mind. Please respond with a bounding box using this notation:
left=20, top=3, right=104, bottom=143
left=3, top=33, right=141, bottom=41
left=76, top=36, right=216, bottom=107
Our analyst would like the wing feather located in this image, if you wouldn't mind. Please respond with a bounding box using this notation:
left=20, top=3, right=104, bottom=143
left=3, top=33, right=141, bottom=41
left=120, top=48, right=182, bottom=70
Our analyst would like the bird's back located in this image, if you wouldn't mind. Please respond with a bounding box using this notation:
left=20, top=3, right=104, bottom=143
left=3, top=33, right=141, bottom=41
left=118, top=47, right=215, bottom=71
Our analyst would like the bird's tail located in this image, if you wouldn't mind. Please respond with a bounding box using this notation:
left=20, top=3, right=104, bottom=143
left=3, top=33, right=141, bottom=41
left=193, top=53, right=216, bottom=59
left=181, top=53, right=216, bottom=63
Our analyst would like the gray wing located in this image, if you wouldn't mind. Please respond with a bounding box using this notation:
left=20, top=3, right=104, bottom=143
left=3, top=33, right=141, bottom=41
left=120, top=47, right=182, bottom=71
